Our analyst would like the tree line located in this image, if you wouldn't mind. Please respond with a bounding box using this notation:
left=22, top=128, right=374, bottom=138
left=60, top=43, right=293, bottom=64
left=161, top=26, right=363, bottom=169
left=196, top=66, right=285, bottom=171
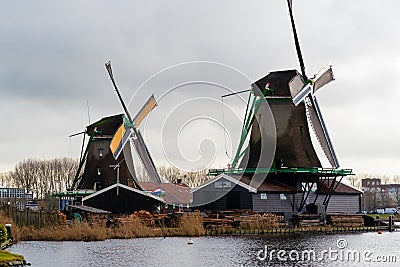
left=0, top=158, right=212, bottom=199
left=0, top=158, right=79, bottom=199
left=157, top=166, right=211, bottom=187
left=4, top=156, right=400, bottom=211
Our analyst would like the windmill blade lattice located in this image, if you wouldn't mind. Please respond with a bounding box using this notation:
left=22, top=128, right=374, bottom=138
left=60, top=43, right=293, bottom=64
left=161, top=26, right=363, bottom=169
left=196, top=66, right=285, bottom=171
left=305, top=95, right=339, bottom=168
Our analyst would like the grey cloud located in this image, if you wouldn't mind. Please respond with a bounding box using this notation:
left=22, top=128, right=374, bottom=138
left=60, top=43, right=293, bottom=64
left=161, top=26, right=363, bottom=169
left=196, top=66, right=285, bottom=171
left=0, top=0, right=400, bottom=175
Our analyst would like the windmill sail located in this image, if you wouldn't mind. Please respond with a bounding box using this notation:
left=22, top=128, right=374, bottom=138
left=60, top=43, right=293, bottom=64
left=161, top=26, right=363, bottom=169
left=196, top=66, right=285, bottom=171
left=122, top=139, right=138, bottom=184
left=133, top=94, right=157, bottom=128
left=106, top=61, right=163, bottom=188
left=306, top=95, right=339, bottom=168
left=292, top=84, right=312, bottom=106
left=313, top=65, right=335, bottom=93
left=130, top=130, right=162, bottom=183
left=288, top=72, right=306, bottom=99
left=110, top=120, right=131, bottom=159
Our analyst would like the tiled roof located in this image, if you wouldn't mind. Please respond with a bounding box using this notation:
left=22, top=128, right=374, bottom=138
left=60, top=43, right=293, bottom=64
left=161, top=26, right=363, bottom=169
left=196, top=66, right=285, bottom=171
left=192, top=174, right=300, bottom=193
left=320, top=180, right=363, bottom=194
left=138, top=182, right=192, bottom=204
left=239, top=176, right=301, bottom=193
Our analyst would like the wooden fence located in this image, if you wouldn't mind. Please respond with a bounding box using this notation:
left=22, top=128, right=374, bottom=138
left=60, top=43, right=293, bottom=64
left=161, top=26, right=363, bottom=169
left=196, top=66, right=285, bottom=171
left=0, top=204, right=62, bottom=228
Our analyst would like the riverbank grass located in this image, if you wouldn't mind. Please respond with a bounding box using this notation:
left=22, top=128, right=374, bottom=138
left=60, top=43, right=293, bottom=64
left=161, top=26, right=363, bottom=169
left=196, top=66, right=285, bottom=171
left=0, top=250, right=24, bottom=266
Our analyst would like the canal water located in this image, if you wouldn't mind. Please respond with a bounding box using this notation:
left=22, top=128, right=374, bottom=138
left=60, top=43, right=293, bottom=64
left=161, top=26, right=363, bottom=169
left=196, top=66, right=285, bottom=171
left=9, top=232, right=400, bottom=266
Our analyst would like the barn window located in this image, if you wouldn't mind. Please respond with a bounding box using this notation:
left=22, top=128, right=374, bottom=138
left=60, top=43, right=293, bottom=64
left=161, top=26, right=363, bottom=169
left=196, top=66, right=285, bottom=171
left=215, top=181, right=223, bottom=188
left=280, top=194, right=287, bottom=200
left=260, top=193, right=267, bottom=200
left=223, top=181, right=231, bottom=188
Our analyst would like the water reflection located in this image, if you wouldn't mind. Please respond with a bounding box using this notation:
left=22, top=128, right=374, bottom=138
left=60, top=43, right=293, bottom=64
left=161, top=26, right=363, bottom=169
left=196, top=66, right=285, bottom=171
left=9, top=232, right=400, bottom=266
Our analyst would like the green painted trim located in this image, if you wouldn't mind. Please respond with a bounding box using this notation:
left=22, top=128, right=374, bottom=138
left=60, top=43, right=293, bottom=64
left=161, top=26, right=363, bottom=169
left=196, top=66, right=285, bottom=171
left=208, top=167, right=353, bottom=176
left=231, top=95, right=256, bottom=168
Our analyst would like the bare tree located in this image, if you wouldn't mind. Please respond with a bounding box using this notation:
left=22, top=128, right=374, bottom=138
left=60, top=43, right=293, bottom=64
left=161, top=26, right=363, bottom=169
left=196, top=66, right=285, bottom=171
left=157, top=166, right=212, bottom=187
left=347, top=175, right=361, bottom=188
left=2, top=158, right=78, bottom=199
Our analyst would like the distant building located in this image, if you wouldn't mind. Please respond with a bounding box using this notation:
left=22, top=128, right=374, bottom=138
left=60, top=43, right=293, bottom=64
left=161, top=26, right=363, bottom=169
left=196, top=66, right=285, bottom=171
left=361, top=178, right=381, bottom=188
left=0, top=188, right=33, bottom=211
left=361, top=178, right=400, bottom=211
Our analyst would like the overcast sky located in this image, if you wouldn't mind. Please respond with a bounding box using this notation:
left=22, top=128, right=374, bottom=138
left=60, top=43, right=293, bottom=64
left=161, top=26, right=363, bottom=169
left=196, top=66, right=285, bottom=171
left=1, top=0, right=400, bottom=177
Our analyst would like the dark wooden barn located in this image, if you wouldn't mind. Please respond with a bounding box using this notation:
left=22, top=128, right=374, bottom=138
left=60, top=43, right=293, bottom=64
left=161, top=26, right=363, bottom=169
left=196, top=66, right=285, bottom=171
left=307, top=180, right=363, bottom=214
left=82, top=183, right=163, bottom=214
left=191, top=174, right=256, bottom=211
left=192, top=174, right=362, bottom=220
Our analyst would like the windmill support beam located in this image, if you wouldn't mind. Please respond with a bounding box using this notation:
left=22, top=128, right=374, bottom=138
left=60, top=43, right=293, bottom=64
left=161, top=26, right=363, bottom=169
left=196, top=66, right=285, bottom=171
left=70, top=129, right=101, bottom=190
left=312, top=176, right=327, bottom=204
left=323, top=176, right=345, bottom=211
left=298, top=177, right=317, bottom=212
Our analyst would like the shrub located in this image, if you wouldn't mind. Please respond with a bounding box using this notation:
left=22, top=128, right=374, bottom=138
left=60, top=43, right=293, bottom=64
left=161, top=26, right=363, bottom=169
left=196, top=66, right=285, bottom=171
left=0, top=225, right=7, bottom=244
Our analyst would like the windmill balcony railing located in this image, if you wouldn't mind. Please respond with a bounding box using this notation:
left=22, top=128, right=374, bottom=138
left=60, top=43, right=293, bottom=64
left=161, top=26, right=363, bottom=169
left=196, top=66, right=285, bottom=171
left=207, top=167, right=353, bottom=176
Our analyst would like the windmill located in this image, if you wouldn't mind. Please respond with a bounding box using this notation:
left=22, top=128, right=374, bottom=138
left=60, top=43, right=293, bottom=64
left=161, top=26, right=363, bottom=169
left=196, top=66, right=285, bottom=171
left=105, top=62, right=162, bottom=186
left=105, top=62, right=191, bottom=209
left=210, top=0, right=353, bottom=214
left=237, top=0, right=340, bottom=171
left=286, top=0, right=338, bottom=168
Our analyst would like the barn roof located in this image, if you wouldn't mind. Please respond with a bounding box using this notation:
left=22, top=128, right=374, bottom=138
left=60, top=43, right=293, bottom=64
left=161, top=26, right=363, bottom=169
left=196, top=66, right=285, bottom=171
left=138, top=182, right=192, bottom=204
left=82, top=183, right=163, bottom=202
left=191, top=174, right=301, bottom=194
left=190, top=174, right=257, bottom=193
left=68, top=204, right=111, bottom=214
left=239, top=176, right=301, bottom=193
left=320, top=180, right=363, bottom=195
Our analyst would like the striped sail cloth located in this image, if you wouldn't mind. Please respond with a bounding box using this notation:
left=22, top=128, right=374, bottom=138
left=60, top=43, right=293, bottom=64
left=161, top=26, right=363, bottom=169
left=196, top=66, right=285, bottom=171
left=133, top=94, right=157, bottom=128
left=110, top=117, right=132, bottom=159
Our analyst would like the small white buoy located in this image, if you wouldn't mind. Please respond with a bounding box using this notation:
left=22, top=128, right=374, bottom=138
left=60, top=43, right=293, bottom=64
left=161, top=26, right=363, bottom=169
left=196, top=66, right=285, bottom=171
left=187, top=238, right=194, bottom=245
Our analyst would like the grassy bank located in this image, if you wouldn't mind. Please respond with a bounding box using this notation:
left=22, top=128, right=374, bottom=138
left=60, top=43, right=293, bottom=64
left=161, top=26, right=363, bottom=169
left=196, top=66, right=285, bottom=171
left=0, top=251, right=25, bottom=267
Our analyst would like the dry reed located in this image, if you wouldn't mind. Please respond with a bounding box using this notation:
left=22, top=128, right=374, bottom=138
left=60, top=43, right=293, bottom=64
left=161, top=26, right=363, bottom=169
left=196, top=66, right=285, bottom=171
left=14, top=213, right=205, bottom=241
left=0, top=209, right=292, bottom=241
left=19, top=222, right=108, bottom=241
